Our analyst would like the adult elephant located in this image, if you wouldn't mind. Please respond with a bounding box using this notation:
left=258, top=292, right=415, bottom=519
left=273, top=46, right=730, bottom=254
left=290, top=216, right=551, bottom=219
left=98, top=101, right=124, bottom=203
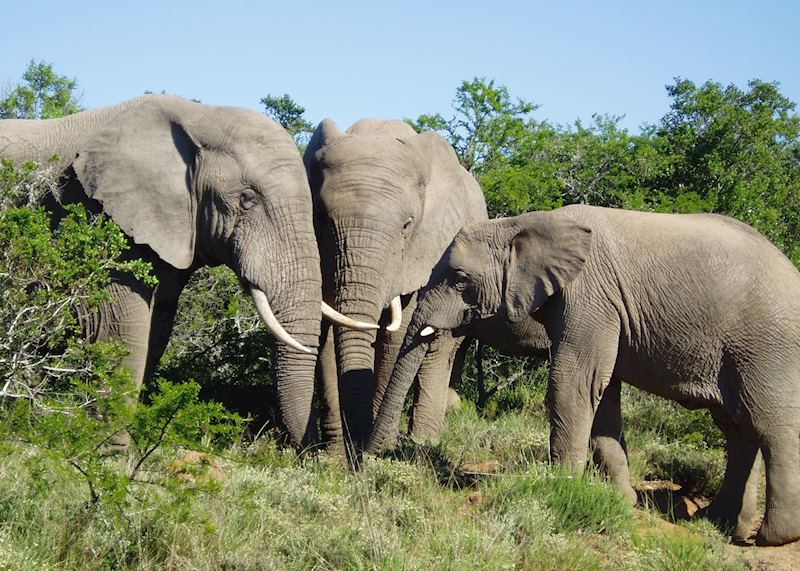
left=305, top=118, right=488, bottom=451
left=370, top=204, right=800, bottom=546
left=0, top=94, right=352, bottom=448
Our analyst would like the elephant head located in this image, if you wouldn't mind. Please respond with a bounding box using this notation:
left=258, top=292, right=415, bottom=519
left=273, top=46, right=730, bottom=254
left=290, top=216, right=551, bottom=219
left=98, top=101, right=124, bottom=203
left=368, top=210, right=592, bottom=451
left=42, top=95, right=323, bottom=447
left=304, top=118, right=488, bottom=446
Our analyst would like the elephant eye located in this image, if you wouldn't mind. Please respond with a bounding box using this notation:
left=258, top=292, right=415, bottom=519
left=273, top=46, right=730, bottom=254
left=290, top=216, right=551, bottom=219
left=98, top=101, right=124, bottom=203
left=401, top=216, right=414, bottom=234
left=239, top=189, right=258, bottom=210
left=452, top=270, right=469, bottom=286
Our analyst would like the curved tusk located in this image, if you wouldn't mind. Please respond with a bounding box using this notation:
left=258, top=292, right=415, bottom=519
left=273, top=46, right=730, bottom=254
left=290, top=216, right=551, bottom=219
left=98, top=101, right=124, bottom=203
left=321, top=301, right=380, bottom=331
left=420, top=326, right=436, bottom=337
left=385, top=296, right=403, bottom=332
left=251, top=289, right=313, bottom=354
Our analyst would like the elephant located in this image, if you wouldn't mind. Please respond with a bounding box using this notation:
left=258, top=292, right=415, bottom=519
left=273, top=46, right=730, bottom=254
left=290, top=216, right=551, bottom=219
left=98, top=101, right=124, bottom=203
left=0, top=94, right=357, bottom=448
left=369, top=204, right=800, bottom=546
left=304, top=118, right=488, bottom=451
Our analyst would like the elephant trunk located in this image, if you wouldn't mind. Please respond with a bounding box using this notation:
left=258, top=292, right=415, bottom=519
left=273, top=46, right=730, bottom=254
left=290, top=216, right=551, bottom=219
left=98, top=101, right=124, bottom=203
left=327, top=223, right=397, bottom=449
left=333, top=291, right=383, bottom=450
left=367, top=315, right=432, bottom=453
left=243, top=218, right=322, bottom=450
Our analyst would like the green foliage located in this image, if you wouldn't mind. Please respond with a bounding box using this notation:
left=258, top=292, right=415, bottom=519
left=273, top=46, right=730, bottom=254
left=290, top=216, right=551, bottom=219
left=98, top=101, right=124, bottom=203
left=0, top=157, right=245, bottom=565
left=157, top=266, right=279, bottom=432
left=409, top=77, right=537, bottom=173
left=485, top=466, right=633, bottom=535
left=414, top=77, right=800, bottom=270
left=0, top=160, right=156, bottom=404
left=260, top=92, right=314, bottom=147
left=0, top=60, right=83, bottom=119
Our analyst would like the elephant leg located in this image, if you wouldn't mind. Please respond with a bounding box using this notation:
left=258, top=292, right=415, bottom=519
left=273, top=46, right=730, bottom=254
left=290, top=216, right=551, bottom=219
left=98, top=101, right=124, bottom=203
left=142, top=268, right=191, bottom=384
left=316, top=324, right=344, bottom=451
left=86, top=276, right=155, bottom=391
left=446, top=336, right=471, bottom=410
left=590, top=377, right=637, bottom=505
left=702, top=408, right=760, bottom=541
left=408, top=332, right=461, bottom=439
left=80, top=276, right=154, bottom=450
left=548, top=319, right=620, bottom=473
left=757, top=426, right=800, bottom=545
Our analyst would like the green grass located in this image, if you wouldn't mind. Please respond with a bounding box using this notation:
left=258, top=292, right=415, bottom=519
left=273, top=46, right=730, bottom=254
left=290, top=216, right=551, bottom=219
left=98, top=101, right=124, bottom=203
left=0, top=390, right=747, bottom=570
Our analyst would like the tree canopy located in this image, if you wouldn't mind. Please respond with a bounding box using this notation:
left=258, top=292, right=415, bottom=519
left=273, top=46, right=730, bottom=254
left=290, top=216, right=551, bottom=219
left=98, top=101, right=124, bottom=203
left=0, top=60, right=83, bottom=120
left=410, top=77, right=800, bottom=266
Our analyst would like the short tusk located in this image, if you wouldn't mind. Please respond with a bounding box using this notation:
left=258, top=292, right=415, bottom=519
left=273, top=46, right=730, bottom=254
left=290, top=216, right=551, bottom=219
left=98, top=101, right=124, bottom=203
left=385, top=296, right=403, bottom=332
left=251, top=289, right=313, bottom=354
left=321, top=301, right=380, bottom=331
left=420, top=326, right=436, bottom=337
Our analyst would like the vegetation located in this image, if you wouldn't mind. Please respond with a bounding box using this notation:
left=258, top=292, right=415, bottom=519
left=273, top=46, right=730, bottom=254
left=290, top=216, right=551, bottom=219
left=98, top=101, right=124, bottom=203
left=1, top=61, right=798, bottom=568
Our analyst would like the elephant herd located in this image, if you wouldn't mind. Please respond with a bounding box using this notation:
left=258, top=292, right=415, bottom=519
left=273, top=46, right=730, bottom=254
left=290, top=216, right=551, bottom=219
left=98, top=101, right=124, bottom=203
left=1, top=95, right=798, bottom=546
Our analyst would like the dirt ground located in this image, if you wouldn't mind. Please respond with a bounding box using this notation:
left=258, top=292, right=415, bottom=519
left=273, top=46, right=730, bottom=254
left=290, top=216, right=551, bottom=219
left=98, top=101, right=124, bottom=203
left=636, top=481, right=800, bottom=570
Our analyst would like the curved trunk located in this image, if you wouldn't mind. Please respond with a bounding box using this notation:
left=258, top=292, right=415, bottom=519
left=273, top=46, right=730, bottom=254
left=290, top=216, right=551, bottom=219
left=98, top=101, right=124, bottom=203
left=367, top=315, right=432, bottom=453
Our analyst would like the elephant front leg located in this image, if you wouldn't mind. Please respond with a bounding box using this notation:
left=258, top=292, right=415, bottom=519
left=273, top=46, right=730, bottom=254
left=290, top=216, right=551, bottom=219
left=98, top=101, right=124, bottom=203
left=590, top=377, right=637, bottom=505
left=81, top=276, right=154, bottom=450
left=88, top=277, right=155, bottom=391
left=409, top=332, right=460, bottom=440
left=548, top=328, right=619, bottom=473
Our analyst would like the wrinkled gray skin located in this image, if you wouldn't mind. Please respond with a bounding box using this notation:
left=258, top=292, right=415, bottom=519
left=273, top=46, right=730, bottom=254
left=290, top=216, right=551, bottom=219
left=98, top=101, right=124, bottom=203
left=370, top=204, right=800, bottom=546
left=305, top=119, right=487, bottom=450
left=0, top=95, right=322, bottom=448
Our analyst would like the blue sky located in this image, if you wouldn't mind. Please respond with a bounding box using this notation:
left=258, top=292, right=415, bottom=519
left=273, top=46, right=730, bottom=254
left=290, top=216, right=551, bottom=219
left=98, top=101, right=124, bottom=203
left=2, top=0, right=798, bottom=132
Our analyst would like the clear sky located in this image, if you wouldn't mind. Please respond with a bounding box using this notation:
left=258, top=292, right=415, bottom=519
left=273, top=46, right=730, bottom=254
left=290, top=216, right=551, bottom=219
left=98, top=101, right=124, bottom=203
left=2, top=0, right=798, bottom=132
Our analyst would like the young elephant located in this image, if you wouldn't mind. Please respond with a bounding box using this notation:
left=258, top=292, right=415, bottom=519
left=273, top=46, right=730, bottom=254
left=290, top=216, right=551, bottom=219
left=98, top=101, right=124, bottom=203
left=369, top=204, right=800, bottom=546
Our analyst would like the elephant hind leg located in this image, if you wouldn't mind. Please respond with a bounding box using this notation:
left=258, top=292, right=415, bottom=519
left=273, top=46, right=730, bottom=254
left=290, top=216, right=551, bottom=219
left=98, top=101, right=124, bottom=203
left=703, top=408, right=761, bottom=542
left=590, top=377, right=637, bottom=505
left=756, top=425, right=800, bottom=545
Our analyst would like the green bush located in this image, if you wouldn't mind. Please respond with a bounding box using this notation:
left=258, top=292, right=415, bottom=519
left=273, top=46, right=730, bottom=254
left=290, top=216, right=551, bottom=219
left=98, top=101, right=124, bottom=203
left=484, top=466, right=633, bottom=535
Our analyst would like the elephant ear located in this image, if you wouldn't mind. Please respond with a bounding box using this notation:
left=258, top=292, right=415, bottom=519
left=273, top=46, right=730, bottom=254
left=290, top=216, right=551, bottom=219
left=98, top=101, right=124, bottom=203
left=304, top=118, right=345, bottom=188
left=72, top=98, right=200, bottom=269
left=504, top=213, right=592, bottom=322
left=402, top=131, right=489, bottom=294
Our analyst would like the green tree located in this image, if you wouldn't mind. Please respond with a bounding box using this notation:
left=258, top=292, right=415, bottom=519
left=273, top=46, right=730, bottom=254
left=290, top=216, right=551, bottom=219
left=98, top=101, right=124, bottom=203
left=260, top=93, right=314, bottom=146
left=0, top=60, right=83, bottom=119
left=645, top=78, right=800, bottom=263
left=409, top=77, right=538, bottom=173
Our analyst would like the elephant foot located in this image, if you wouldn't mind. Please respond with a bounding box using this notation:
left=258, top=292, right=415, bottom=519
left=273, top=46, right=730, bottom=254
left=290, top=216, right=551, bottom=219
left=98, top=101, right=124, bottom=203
left=701, top=502, right=758, bottom=542
left=616, top=479, right=637, bottom=506
left=756, top=512, right=800, bottom=546
left=446, top=388, right=461, bottom=412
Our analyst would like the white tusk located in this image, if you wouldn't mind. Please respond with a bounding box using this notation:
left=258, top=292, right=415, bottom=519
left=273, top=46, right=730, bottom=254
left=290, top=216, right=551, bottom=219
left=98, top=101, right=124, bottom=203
left=385, top=296, right=403, bottom=332
left=321, top=301, right=380, bottom=331
left=420, top=326, right=436, bottom=337
left=251, top=289, right=313, bottom=354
